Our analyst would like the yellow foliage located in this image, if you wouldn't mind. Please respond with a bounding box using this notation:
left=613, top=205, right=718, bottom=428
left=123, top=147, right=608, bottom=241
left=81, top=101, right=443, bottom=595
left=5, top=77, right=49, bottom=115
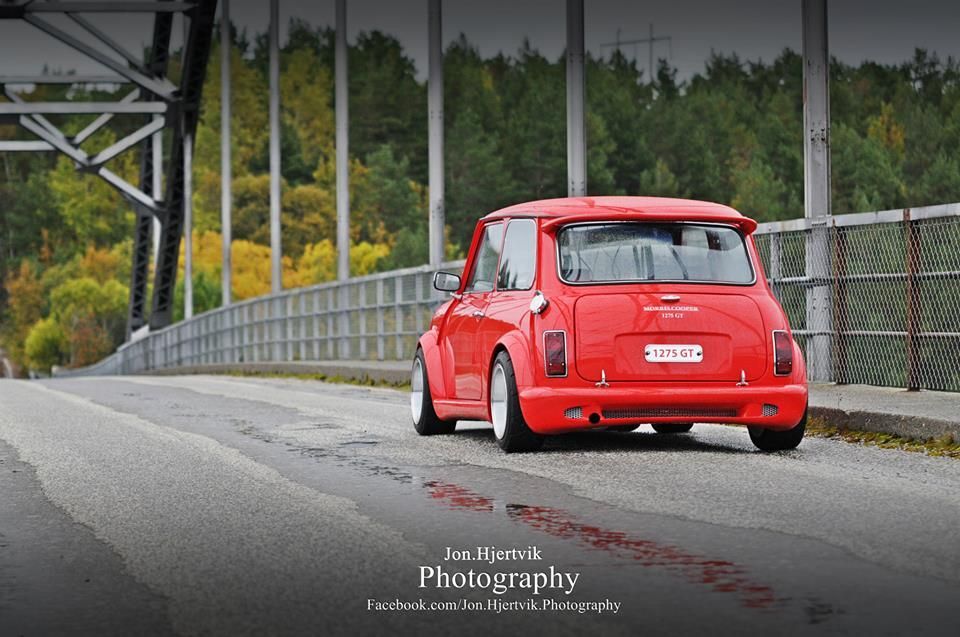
left=867, top=102, right=906, bottom=159
left=2, top=260, right=45, bottom=367
left=178, top=231, right=392, bottom=298
left=292, top=240, right=337, bottom=285
left=78, top=245, right=122, bottom=283
left=351, top=241, right=391, bottom=276
left=292, top=239, right=391, bottom=284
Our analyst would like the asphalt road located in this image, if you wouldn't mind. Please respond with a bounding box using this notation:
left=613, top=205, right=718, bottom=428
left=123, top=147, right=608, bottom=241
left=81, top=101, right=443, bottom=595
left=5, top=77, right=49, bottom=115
left=1, top=375, right=958, bottom=636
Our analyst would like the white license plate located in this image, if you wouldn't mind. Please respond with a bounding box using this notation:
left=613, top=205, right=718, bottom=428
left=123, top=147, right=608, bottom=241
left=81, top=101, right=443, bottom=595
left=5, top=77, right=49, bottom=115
left=644, top=344, right=703, bottom=363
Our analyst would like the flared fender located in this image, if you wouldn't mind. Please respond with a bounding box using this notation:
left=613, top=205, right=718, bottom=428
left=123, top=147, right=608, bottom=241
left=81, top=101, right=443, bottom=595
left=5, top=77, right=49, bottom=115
left=488, top=331, right=535, bottom=393
left=417, top=330, right=449, bottom=400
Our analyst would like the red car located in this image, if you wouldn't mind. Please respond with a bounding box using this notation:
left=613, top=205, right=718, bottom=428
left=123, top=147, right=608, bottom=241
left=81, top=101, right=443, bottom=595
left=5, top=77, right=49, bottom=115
left=411, top=197, right=808, bottom=453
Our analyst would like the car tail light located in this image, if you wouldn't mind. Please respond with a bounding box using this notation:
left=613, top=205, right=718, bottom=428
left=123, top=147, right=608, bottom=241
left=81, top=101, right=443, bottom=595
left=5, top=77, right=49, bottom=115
left=773, top=330, right=793, bottom=376
left=543, top=330, right=567, bottom=377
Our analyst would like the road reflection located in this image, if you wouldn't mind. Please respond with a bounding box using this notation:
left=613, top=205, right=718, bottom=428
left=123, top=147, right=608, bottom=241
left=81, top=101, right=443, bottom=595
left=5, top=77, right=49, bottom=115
left=424, top=478, right=777, bottom=610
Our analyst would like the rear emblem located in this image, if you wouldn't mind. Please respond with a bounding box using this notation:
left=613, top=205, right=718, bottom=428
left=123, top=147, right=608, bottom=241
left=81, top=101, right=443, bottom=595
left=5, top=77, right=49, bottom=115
left=660, top=294, right=681, bottom=302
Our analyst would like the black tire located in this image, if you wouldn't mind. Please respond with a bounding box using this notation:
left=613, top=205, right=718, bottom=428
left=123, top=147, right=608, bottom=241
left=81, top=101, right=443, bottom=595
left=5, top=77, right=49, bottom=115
left=651, top=423, right=694, bottom=434
left=749, top=409, right=806, bottom=451
left=411, top=349, right=456, bottom=435
left=490, top=351, right=544, bottom=453
left=607, top=425, right=640, bottom=433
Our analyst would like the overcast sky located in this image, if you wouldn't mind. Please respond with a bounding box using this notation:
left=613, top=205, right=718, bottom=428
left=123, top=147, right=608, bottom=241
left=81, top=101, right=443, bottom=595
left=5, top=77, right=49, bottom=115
left=0, top=0, right=958, bottom=82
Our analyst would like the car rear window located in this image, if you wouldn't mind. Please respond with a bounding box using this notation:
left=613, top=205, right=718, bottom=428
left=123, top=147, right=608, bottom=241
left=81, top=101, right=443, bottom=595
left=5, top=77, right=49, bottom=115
left=557, top=223, right=754, bottom=284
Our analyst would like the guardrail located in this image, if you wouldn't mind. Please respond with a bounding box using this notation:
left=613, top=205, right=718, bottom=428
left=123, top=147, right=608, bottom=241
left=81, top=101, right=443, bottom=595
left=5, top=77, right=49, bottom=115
left=55, top=262, right=465, bottom=378
left=57, top=203, right=960, bottom=392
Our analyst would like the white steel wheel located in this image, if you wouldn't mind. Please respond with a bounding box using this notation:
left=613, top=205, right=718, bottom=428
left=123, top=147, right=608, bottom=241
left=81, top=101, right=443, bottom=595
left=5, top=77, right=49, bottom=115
left=411, top=349, right=456, bottom=436
left=490, top=351, right=544, bottom=453
left=411, top=357, right=424, bottom=424
left=490, top=363, right=508, bottom=440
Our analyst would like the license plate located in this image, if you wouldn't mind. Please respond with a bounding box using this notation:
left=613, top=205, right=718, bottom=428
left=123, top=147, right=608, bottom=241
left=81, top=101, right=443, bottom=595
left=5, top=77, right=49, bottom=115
left=644, top=344, right=703, bottom=363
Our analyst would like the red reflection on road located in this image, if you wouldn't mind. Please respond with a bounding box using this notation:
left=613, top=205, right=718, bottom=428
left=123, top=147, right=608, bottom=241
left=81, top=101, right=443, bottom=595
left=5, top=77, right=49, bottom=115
left=507, top=504, right=776, bottom=609
left=424, top=480, right=494, bottom=512
left=422, top=479, right=777, bottom=609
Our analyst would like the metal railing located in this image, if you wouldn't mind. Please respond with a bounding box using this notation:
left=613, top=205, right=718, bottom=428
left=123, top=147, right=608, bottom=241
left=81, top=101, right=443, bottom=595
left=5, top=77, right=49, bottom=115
left=56, top=262, right=466, bottom=378
left=754, top=203, right=960, bottom=391
left=58, top=203, right=960, bottom=392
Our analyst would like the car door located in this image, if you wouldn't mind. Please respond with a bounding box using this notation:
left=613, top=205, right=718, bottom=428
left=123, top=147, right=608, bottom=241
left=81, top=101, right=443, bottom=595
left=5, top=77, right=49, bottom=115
left=446, top=222, right=504, bottom=400
left=480, top=219, right=539, bottom=378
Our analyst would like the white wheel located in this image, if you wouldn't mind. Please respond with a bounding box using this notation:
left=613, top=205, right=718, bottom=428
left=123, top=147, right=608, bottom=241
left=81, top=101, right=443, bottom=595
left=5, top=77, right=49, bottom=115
left=411, top=350, right=456, bottom=435
left=411, top=357, right=424, bottom=424
left=490, top=363, right=508, bottom=440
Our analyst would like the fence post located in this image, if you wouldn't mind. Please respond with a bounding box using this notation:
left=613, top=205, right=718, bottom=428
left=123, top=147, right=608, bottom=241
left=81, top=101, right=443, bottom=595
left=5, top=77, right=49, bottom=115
left=832, top=220, right=848, bottom=384
left=806, top=220, right=834, bottom=382
left=376, top=278, right=385, bottom=361
left=414, top=273, right=425, bottom=337
left=769, top=233, right=782, bottom=298
left=325, top=289, right=334, bottom=359
left=359, top=283, right=368, bottom=360
left=310, top=291, right=319, bottom=360
left=904, top=209, right=921, bottom=390
left=395, top=276, right=404, bottom=360
left=338, top=285, right=350, bottom=360
left=802, top=0, right=833, bottom=383
left=283, top=294, right=297, bottom=361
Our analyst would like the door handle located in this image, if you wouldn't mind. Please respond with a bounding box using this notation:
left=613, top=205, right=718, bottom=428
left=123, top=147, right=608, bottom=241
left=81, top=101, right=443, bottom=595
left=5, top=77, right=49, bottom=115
left=472, top=310, right=485, bottom=319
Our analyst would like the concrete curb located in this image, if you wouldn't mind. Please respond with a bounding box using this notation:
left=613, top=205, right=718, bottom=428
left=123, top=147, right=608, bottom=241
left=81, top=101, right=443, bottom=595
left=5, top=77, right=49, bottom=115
left=808, top=383, right=960, bottom=442
left=141, top=364, right=958, bottom=443
left=145, top=361, right=412, bottom=386
left=807, top=406, right=959, bottom=442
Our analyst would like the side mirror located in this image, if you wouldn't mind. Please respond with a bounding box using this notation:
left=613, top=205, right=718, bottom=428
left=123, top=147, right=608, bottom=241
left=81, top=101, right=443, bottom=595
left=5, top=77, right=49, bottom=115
left=433, top=271, right=461, bottom=293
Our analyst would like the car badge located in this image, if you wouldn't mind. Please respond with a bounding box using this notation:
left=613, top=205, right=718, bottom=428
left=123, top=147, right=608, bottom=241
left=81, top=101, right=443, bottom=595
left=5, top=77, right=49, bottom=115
left=736, top=369, right=749, bottom=387
left=595, top=369, right=610, bottom=388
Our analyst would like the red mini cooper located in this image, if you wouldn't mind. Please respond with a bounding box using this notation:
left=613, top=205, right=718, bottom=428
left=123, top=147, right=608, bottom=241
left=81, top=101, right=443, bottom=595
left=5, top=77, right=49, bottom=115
left=411, top=197, right=808, bottom=453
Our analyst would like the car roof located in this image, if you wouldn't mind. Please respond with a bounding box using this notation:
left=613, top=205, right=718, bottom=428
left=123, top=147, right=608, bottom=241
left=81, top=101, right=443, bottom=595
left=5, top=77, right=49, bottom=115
left=482, top=196, right=756, bottom=232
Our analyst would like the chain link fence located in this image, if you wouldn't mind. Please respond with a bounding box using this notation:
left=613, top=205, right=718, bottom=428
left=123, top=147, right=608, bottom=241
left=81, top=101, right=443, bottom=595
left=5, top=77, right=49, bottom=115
left=59, top=203, right=960, bottom=392
left=754, top=203, right=960, bottom=391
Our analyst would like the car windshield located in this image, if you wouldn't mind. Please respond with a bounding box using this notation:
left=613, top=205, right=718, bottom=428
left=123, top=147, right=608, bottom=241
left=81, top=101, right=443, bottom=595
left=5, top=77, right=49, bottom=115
left=557, top=223, right=754, bottom=284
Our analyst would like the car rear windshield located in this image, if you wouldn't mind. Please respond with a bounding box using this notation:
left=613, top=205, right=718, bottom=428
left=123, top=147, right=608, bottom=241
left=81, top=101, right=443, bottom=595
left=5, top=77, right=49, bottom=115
left=557, top=223, right=754, bottom=284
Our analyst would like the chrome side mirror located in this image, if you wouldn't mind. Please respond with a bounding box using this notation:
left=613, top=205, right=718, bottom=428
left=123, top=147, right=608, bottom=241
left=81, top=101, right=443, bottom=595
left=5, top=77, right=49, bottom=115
left=433, top=271, right=461, bottom=293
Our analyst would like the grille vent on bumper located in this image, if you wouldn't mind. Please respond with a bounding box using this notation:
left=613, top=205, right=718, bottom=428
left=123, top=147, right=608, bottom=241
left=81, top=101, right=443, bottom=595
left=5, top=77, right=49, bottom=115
left=762, top=404, right=779, bottom=417
left=601, top=407, right=737, bottom=420
left=564, top=406, right=583, bottom=419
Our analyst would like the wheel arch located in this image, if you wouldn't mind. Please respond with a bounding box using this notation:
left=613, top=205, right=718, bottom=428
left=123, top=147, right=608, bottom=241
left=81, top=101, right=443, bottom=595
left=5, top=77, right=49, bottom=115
left=485, top=330, right=536, bottom=418
left=417, top=330, right=448, bottom=400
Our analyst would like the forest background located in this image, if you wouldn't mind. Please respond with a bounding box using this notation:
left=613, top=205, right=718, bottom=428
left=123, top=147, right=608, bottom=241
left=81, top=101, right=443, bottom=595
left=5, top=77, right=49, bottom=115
left=1, top=20, right=958, bottom=373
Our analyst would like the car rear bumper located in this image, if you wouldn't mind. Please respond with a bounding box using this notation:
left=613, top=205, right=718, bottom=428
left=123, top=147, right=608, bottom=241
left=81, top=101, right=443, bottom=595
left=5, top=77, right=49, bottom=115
left=518, top=382, right=808, bottom=434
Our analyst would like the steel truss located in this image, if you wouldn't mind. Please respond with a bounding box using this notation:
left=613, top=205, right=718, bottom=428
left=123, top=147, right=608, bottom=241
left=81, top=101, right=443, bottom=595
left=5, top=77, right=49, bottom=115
left=0, top=0, right=218, bottom=334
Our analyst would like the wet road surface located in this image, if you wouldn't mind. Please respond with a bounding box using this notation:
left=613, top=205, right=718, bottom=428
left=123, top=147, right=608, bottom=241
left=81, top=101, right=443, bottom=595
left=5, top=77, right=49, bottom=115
left=1, top=375, right=958, bottom=636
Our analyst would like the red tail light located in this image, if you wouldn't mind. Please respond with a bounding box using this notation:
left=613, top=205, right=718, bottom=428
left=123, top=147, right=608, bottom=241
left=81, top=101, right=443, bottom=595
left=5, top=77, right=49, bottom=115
left=543, top=331, right=567, bottom=377
left=773, top=330, right=793, bottom=376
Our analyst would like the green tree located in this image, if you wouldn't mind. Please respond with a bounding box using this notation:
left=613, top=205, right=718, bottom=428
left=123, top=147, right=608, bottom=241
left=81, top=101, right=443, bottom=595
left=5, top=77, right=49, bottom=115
left=638, top=159, right=683, bottom=198
left=730, top=155, right=791, bottom=221
left=24, top=317, right=66, bottom=373
left=174, top=271, right=222, bottom=323
left=445, top=109, right=512, bottom=248
left=831, top=124, right=905, bottom=213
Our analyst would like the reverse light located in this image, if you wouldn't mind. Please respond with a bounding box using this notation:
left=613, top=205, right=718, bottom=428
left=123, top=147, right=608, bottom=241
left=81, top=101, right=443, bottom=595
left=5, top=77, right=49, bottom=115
left=773, top=330, right=793, bottom=376
left=543, top=330, right=567, bottom=377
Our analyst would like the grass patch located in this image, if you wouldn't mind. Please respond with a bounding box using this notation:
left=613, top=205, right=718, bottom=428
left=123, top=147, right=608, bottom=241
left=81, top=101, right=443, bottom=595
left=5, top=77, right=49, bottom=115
left=222, top=369, right=411, bottom=391
left=807, top=415, right=960, bottom=459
